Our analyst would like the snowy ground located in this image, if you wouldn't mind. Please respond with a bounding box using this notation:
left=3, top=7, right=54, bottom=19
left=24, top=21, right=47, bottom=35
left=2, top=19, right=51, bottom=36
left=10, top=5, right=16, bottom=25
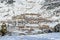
left=0, top=33, right=60, bottom=40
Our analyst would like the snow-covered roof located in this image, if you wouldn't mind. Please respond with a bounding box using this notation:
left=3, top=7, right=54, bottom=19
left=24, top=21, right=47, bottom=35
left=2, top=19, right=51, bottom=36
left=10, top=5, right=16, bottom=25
left=46, top=22, right=58, bottom=28
left=25, top=24, right=39, bottom=27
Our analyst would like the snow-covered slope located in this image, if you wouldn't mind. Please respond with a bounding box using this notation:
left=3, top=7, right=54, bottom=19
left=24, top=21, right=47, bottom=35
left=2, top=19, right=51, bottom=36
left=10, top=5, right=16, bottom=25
left=0, top=0, right=44, bottom=21
left=0, top=33, right=60, bottom=40
left=0, top=0, right=59, bottom=20
left=0, top=0, right=60, bottom=21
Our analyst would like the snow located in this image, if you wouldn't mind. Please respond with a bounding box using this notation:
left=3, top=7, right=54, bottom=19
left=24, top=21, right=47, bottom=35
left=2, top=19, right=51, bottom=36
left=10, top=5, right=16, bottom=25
left=0, top=0, right=59, bottom=22
left=0, top=33, right=60, bottom=40
left=0, top=0, right=45, bottom=21
left=46, top=22, right=58, bottom=28
left=51, top=16, right=60, bottom=21
left=0, top=0, right=60, bottom=40
left=25, top=24, right=39, bottom=27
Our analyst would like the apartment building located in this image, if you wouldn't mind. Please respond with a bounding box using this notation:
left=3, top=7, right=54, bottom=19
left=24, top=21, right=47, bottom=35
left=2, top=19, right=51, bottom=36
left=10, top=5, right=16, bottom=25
left=12, top=13, right=40, bottom=31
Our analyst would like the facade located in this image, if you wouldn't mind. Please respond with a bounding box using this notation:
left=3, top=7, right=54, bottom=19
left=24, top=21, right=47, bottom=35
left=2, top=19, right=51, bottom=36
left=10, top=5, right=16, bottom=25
left=0, top=13, right=54, bottom=35
left=11, top=13, right=53, bottom=33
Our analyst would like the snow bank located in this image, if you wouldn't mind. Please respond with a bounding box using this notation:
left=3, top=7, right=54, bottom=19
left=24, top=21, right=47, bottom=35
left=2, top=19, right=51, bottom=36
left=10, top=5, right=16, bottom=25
left=0, top=33, right=60, bottom=40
